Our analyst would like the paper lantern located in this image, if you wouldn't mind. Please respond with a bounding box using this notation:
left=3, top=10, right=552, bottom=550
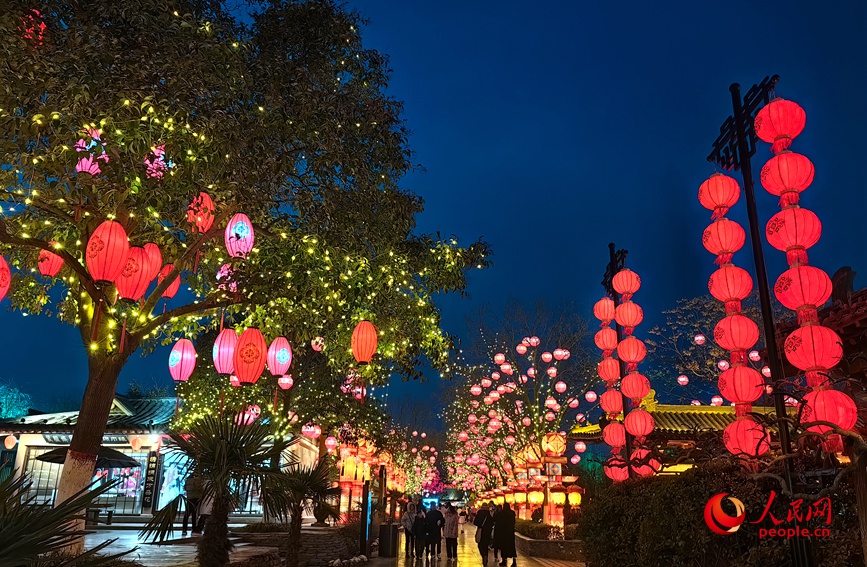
left=458, top=431, right=469, bottom=442
left=267, top=337, right=293, bottom=376
left=723, top=418, right=770, bottom=456
left=783, top=325, right=843, bottom=374
left=760, top=152, right=814, bottom=206
left=594, top=328, right=618, bottom=355
left=302, top=423, right=320, bottom=438
left=624, top=409, right=654, bottom=438
left=494, top=353, right=506, bottom=364
left=142, top=243, right=163, bottom=283
left=711, top=395, right=724, bottom=406
left=277, top=375, right=294, bottom=390
left=614, top=301, right=644, bottom=333
left=714, top=315, right=759, bottom=352
left=528, top=336, right=541, bottom=347
left=546, top=367, right=558, bottom=378
left=212, top=329, right=238, bottom=375
left=516, top=344, right=528, bottom=355
left=325, top=436, right=339, bottom=453
left=601, top=388, right=625, bottom=416
left=585, top=390, right=597, bottom=403
left=521, top=417, right=531, bottom=427
left=527, top=485, right=545, bottom=505
left=351, top=320, right=377, bottom=364
left=549, top=484, right=567, bottom=506
left=168, top=339, right=196, bottom=382
left=468, top=414, right=477, bottom=424
left=0, top=256, right=9, bottom=302
left=4, top=435, right=17, bottom=450
left=677, top=375, right=689, bottom=386
left=115, top=247, right=150, bottom=301
left=708, top=266, right=753, bottom=313
left=617, top=336, right=646, bottom=365
left=554, top=381, right=567, bottom=394
left=311, top=336, right=325, bottom=351
left=702, top=219, right=746, bottom=265
left=694, top=333, right=706, bottom=345
left=718, top=366, right=764, bottom=404
left=604, top=456, right=629, bottom=482
left=718, top=360, right=731, bottom=371
left=541, top=352, right=553, bottom=363
left=765, top=207, right=821, bottom=266
left=86, top=220, right=130, bottom=284
left=470, top=384, right=482, bottom=396
left=156, top=264, right=181, bottom=299
left=598, top=357, right=620, bottom=384
left=755, top=98, right=806, bottom=154
left=233, top=328, right=267, bottom=385
left=802, top=389, right=858, bottom=434
left=567, top=485, right=583, bottom=506
left=630, top=448, right=660, bottom=477
left=224, top=213, right=255, bottom=258
left=749, top=350, right=762, bottom=362
left=698, top=173, right=740, bottom=219
left=505, top=435, right=516, bottom=445
left=542, top=433, right=566, bottom=457
left=602, top=422, right=626, bottom=448
left=187, top=192, right=215, bottom=233
left=593, top=297, right=615, bottom=324
left=38, top=244, right=63, bottom=278
left=229, top=375, right=240, bottom=387
left=621, top=372, right=650, bottom=401
left=774, top=266, right=832, bottom=323
left=613, top=268, right=641, bottom=299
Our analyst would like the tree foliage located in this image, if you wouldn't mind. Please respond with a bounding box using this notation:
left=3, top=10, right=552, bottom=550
left=0, top=382, right=32, bottom=419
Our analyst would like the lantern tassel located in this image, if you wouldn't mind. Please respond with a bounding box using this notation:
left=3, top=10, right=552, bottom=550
left=220, top=308, right=225, bottom=331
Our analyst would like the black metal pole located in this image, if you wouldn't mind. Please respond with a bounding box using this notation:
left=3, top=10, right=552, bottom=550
left=605, top=243, right=634, bottom=478
left=728, top=83, right=813, bottom=567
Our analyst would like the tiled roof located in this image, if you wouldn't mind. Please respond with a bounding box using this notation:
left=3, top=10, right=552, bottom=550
left=0, top=396, right=176, bottom=433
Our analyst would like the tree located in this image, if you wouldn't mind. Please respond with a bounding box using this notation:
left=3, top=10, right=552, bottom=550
left=0, top=382, right=32, bottom=419
left=0, top=0, right=488, bottom=545
left=282, top=459, right=340, bottom=567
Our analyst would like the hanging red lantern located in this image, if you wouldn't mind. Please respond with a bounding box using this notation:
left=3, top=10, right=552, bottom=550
left=614, top=301, right=643, bottom=334
left=351, top=320, right=378, bottom=364
left=142, top=243, right=163, bottom=282
left=630, top=448, right=660, bottom=477
left=783, top=325, right=843, bottom=374
left=754, top=98, right=806, bottom=154
left=158, top=264, right=181, bottom=298
left=698, top=173, right=740, bottom=219
left=713, top=315, right=759, bottom=352
left=708, top=266, right=753, bottom=314
left=0, top=256, right=10, bottom=302
left=597, top=357, right=620, bottom=384
left=38, top=243, right=63, bottom=278
left=115, top=247, right=150, bottom=302
left=593, top=297, right=615, bottom=325
left=760, top=152, right=814, bottom=206
left=233, top=328, right=267, bottom=385
left=168, top=338, right=196, bottom=382
left=594, top=328, right=618, bottom=355
left=267, top=337, right=293, bottom=376
left=723, top=418, right=770, bottom=456
left=718, top=366, right=764, bottom=404
left=224, top=213, right=255, bottom=258
left=186, top=192, right=215, bottom=233
left=604, top=456, right=629, bottom=482
left=600, top=389, right=623, bottom=416
left=213, top=328, right=238, bottom=375
left=765, top=207, right=821, bottom=266
left=802, top=389, right=858, bottom=434
left=602, top=422, right=626, bottom=448
left=86, top=220, right=130, bottom=284
left=702, top=219, right=746, bottom=265
left=620, top=372, right=650, bottom=402
left=612, top=268, right=640, bottom=300
left=617, top=336, right=646, bottom=366
left=624, top=409, right=654, bottom=438
left=774, top=266, right=832, bottom=324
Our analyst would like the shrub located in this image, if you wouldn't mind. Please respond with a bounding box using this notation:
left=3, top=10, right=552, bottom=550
left=235, top=522, right=289, bottom=533
left=563, top=524, right=579, bottom=541
left=514, top=519, right=554, bottom=540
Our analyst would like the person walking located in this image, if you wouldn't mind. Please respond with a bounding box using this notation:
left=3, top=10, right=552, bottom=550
left=473, top=503, right=495, bottom=567
left=459, top=508, right=467, bottom=533
left=426, top=502, right=445, bottom=559
left=402, top=502, right=417, bottom=557
left=443, top=504, right=459, bottom=560
left=182, top=473, right=203, bottom=536
left=493, top=503, right=517, bottom=567
left=413, top=504, right=428, bottom=561
left=489, top=505, right=500, bottom=564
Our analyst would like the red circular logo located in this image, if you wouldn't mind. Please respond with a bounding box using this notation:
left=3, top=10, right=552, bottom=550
left=704, top=493, right=746, bottom=535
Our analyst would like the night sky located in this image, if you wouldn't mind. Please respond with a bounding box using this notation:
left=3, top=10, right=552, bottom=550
left=2, top=1, right=866, bottom=417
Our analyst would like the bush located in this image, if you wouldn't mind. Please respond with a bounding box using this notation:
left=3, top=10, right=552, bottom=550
left=563, top=524, right=579, bottom=541
left=514, top=519, right=554, bottom=540
left=576, top=460, right=863, bottom=567
left=235, top=522, right=290, bottom=533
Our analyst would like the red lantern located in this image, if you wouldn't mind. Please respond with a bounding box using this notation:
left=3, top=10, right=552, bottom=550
left=168, top=338, right=196, bottom=382
left=774, top=266, right=832, bottom=324
left=187, top=192, right=215, bottom=233
left=593, top=297, right=615, bottom=324
left=594, top=328, right=618, bottom=356
left=225, top=213, right=255, bottom=258
left=765, top=207, right=821, bottom=266
left=351, top=320, right=378, bottom=364
left=698, top=173, right=740, bottom=219
left=604, top=456, right=629, bottom=482
left=614, top=301, right=643, bottom=334
left=597, top=357, right=620, bottom=384
left=760, top=152, right=814, bottom=206
left=708, top=266, right=753, bottom=314
left=755, top=98, right=806, bottom=154
left=86, top=220, right=130, bottom=284
left=602, top=422, right=626, bottom=448
left=600, top=389, right=623, bottom=416
left=612, top=268, right=640, bottom=300
left=718, top=366, right=764, bottom=404
left=470, top=384, right=482, bottom=396
left=620, top=372, right=650, bottom=402
left=624, top=409, right=654, bottom=438
left=713, top=315, right=759, bottom=352
left=802, top=389, right=858, bottom=434
left=630, top=448, right=660, bottom=477
left=115, top=247, right=150, bottom=301
left=213, top=328, right=238, bottom=375
left=617, top=336, right=646, bottom=366
left=702, top=219, right=746, bottom=265
left=0, top=256, right=9, bottom=301
left=143, top=243, right=163, bottom=282
left=233, top=328, right=267, bottom=385
left=38, top=243, right=63, bottom=278
left=267, top=336, right=293, bottom=376
left=158, top=264, right=181, bottom=298
left=783, top=325, right=843, bottom=374
left=723, top=418, right=770, bottom=456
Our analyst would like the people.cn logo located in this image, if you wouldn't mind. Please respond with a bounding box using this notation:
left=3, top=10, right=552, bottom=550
left=704, top=493, right=746, bottom=535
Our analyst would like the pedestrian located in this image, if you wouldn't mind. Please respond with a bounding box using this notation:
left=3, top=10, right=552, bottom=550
left=459, top=507, right=467, bottom=533
left=443, top=504, right=459, bottom=560
left=402, top=502, right=417, bottom=557
left=493, top=503, right=517, bottom=567
left=489, top=505, right=500, bottom=563
left=426, top=501, right=445, bottom=559
left=473, top=502, right=495, bottom=566
left=196, top=486, right=213, bottom=534
left=182, top=473, right=203, bottom=536
left=413, top=503, right=428, bottom=560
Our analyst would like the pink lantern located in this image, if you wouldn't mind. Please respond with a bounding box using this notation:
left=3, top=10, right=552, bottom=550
left=168, top=339, right=196, bottom=382
left=542, top=352, right=553, bottom=363
left=229, top=375, right=240, bottom=387
left=553, top=348, right=566, bottom=361
left=225, top=213, right=255, bottom=258
left=468, top=414, right=477, bottom=424
left=516, top=344, right=528, bottom=355
left=0, top=256, right=10, bottom=302
left=568, top=398, right=579, bottom=409
left=711, top=395, right=724, bottom=406
left=500, top=363, right=513, bottom=375
left=470, top=384, right=482, bottom=396
left=325, top=436, right=339, bottom=453
left=213, top=328, right=238, bottom=375
left=545, top=411, right=556, bottom=422
left=505, top=435, right=516, bottom=445
left=528, top=336, right=541, bottom=347
left=677, top=374, right=689, bottom=386
left=694, top=334, right=706, bottom=345
left=749, top=350, right=762, bottom=362
left=522, top=417, right=532, bottom=427
left=574, top=441, right=587, bottom=453
left=494, top=353, right=506, bottom=364
left=492, top=372, right=501, bottom=380
left=718, top=360, right=731, bottom=371
left=762, top=366, right=772, bottom=378
left=277, top=375, right=294, bottom=390
left=236, top=405, right=261, bottom=426
left=570, top=455, right=581, bottom=465
left=585, top=390, right=598, bottom=403
left=267, top=337, right=293, bottom=376
left=547, top=367, right=558, bottom=378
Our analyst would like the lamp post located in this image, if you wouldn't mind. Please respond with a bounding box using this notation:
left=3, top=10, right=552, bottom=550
left=707, top=75, right=812, bottom=567
left=601, top=242, right=633, bottom=478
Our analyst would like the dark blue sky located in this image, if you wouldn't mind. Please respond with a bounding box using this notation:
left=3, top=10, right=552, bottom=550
left=2, top=1, right=866, bottom=412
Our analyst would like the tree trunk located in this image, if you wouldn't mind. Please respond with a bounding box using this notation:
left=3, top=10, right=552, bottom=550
left=853, top=452, right=867, bottom=567
left=198, top=496, right=232, bottom=567
left=55, top=354, right=125, bottom=555
left=285, top=505, right=303, bottom=567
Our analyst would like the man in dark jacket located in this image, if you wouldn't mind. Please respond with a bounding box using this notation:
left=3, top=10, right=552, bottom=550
left=425, top=503, right=445, bottom=558
left=473, top=503, right=495, bottom=566
left=493, top=503, right=517, bottom=567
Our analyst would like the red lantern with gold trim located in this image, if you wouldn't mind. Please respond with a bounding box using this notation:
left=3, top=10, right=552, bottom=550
left=593, top=297, right=615, bottom=325
left=612, top=269, right=640, bottom=300
left=233, top=328, right=267, bottom=385
left=765, top=207, right=821, bottom=266
left=702, top=219, right=746, bottom=265
left=713, top=315, right=759, bottom=352
left=783, top=325, right=843, bottom=374
left=760, top=152, right=814, bottom=206
left=718, top=366, right=764, bottom=404
left=754, top=98, right=806, bottom=154
left=698, top=173, right=740, bottom=219
left=351, top=320, right=378, bottom=365
left=774, top=266, right=832, bottom=324
left=594, top=328, right=618, bottom=356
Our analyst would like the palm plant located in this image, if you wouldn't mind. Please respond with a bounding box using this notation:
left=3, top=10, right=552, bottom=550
left=0, top=472, right=131, bottom=566
left=141, top=415, right=297, bottom=567
left=283, top=459, right=340, bottom=567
